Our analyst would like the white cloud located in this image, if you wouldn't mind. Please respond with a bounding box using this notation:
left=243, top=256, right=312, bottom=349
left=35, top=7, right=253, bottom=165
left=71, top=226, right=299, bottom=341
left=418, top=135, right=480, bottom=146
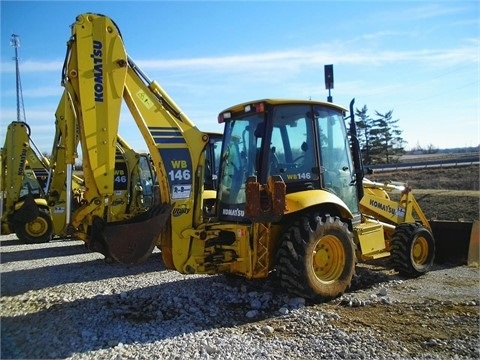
left=2, top=41, right=476, bottom=77
left=0, top=60, right=64, bottom=73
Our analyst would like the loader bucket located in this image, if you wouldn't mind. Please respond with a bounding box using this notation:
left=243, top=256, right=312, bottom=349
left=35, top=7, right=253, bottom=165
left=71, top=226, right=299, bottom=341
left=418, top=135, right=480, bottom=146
left=90, top=203, right=171, bottom=264
left=467, top=220, right=479, bottom=267
left=430, top=220, right=476, bottom=265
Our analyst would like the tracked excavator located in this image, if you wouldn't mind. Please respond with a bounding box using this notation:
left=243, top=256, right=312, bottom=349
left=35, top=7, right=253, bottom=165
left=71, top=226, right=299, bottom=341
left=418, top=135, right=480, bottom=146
left=47, top=13, right=475, bottom=301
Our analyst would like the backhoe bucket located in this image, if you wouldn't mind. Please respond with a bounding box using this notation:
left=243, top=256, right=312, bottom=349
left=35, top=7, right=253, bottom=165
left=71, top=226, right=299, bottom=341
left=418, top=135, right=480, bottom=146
left=430, top=220, right=477, bottom=266
left=90, top=203, right=171, bottom=264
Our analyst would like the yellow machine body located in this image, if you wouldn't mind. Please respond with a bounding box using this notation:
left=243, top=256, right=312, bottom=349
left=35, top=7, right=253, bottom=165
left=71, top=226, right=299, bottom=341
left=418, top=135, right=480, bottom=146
left=15, top=12, right=472, bottom=301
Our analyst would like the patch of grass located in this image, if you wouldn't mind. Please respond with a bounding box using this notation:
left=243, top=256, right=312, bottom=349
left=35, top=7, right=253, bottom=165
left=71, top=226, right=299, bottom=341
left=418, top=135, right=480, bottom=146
left=369, top=165, right=479, bottom=191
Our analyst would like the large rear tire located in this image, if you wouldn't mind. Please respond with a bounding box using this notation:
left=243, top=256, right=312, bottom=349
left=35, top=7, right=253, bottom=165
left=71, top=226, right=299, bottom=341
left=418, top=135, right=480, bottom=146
left=390, top=223, right=435, bottom=277
left=275, top=214, right=355, bottom=302
left=15, top=208, right=53, bottom=244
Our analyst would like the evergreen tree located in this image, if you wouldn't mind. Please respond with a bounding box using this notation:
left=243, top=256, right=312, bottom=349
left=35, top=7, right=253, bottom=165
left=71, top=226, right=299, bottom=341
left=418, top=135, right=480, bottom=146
left=369, top=110, right=406, bottom=163
left=353, top=106, right=407, bottom=164
left=354, top=105, right=373, bottom=164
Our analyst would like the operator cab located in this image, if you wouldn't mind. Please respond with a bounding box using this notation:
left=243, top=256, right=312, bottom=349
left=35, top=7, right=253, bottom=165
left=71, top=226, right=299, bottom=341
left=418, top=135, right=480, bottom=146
left=217, top=99, right=359, bottom=222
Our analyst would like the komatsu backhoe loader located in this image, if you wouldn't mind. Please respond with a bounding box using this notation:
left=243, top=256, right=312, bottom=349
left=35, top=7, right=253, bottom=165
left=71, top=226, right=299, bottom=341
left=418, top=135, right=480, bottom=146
left=55, top=13, right=475, bottom=301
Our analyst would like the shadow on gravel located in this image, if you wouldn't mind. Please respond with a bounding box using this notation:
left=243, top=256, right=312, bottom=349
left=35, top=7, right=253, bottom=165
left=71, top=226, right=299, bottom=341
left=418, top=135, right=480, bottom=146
left=1, top=252, right=167, bottom=296
left=0, top=239, right=26, bottom=246
left=1, top=238, right=471, bottom=359
left=350, top=259, right=468, bottom=293
left=0, top=274, right=281, bottom=359
left=2, top=260, right=472, bottom=359
left=0, top=237, right=77, bottom=247
left=1, top=242, right=89, bottom=263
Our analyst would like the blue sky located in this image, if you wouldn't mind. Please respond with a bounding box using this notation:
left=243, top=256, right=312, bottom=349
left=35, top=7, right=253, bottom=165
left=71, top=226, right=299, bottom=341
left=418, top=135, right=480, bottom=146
left=1, top=1, right=478, bottom=153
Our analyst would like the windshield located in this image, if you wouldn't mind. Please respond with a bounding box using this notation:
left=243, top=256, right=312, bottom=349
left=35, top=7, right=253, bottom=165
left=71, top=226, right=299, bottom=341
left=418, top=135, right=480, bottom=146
left=137, top=155, right=156, bottom=207
left=269, top=105, right=318, bottom=183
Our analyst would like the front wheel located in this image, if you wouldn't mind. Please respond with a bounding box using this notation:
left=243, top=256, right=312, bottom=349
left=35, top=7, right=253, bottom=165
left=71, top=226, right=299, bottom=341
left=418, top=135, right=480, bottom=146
left=390, top=223, right=435, bottom=277
left=15, top=208, right=53, bottom=244
left=275, top=214, right=355, bottom=302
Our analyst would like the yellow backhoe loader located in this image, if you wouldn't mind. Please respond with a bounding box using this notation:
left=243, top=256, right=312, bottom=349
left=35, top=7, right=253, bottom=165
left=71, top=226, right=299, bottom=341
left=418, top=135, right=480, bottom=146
left=1, top=121, right=57, bottom=243
left=48, top=13, right=475, bottom=301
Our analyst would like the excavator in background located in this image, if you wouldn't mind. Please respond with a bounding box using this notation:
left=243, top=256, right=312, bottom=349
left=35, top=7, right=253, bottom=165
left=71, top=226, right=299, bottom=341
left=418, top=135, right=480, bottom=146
left=0, top=118, right=157, bottom=245
left=37, top=13, right=475, bottom=301
left=1, top=85, right=221, bottom=247
left=1, top=121, right=58, bottom=243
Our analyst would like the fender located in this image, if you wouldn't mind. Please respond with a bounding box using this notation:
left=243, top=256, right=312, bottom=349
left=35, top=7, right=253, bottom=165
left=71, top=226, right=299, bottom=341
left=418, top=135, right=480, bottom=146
left=14, top=197, right=49, bottom=212
left=285, top=189, right=353, bottom=219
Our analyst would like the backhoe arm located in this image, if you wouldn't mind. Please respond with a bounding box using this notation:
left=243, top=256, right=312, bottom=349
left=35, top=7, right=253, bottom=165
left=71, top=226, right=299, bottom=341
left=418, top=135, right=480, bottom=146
left=47, top=13, right=173, bottom=263
left=65, top=13, right=125, bottom=220
left=1, top=122, right=32, bottom=214
left=123, top=58, right=210, bottom=257
left=68, top=13, right=211, bottom=269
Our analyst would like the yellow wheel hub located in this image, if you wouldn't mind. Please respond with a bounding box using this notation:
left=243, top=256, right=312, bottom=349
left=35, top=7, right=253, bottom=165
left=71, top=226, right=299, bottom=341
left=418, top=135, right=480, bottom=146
left=312, top=235, right=345, bottom=283
left=25, top=217, right=48, bottom=237
left=412, top=235, right=429, bottom=265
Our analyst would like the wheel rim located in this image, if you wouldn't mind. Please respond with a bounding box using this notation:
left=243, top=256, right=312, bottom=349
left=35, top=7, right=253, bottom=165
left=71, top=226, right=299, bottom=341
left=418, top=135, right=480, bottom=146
left=411, top=235, right=429, bottom=265
left=312, top=234, right=345, bottom=283
left=25, top=217, right=49, bottom=237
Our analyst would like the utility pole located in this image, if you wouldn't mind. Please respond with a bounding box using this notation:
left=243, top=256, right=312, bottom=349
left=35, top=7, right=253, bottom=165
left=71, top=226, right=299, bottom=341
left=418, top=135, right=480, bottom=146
left=11, top=34, right=27, bottom=123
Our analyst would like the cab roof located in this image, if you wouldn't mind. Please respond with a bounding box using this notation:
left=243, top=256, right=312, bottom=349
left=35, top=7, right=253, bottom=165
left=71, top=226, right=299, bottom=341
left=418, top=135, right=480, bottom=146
left=219, top=98, right=348, bottom=115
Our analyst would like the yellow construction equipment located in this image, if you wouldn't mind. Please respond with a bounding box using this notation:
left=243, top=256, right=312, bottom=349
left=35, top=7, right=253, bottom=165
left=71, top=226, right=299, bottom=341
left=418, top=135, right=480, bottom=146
left=1, top=121, right=56, bottom=243
left=0, top=120, right=158, bottom=246
left=33, top=12, right=475, bottom=301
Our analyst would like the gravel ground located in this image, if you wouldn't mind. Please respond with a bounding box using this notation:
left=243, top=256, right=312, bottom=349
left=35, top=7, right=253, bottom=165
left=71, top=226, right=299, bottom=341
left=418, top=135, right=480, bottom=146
left=1, top=234, right=479, bottom=360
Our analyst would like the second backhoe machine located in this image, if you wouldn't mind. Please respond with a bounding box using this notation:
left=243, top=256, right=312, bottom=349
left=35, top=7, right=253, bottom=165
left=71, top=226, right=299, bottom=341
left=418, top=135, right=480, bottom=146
left=0, top=118, right=159, bottom=246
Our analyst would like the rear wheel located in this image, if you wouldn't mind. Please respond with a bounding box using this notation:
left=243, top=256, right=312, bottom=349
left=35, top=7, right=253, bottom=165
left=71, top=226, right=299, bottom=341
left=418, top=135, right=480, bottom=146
left=15, top=208, right=53, bottom=244
left=275, top=214, right=355, bottom=302
left=390, top=223, right=435, bottom=277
